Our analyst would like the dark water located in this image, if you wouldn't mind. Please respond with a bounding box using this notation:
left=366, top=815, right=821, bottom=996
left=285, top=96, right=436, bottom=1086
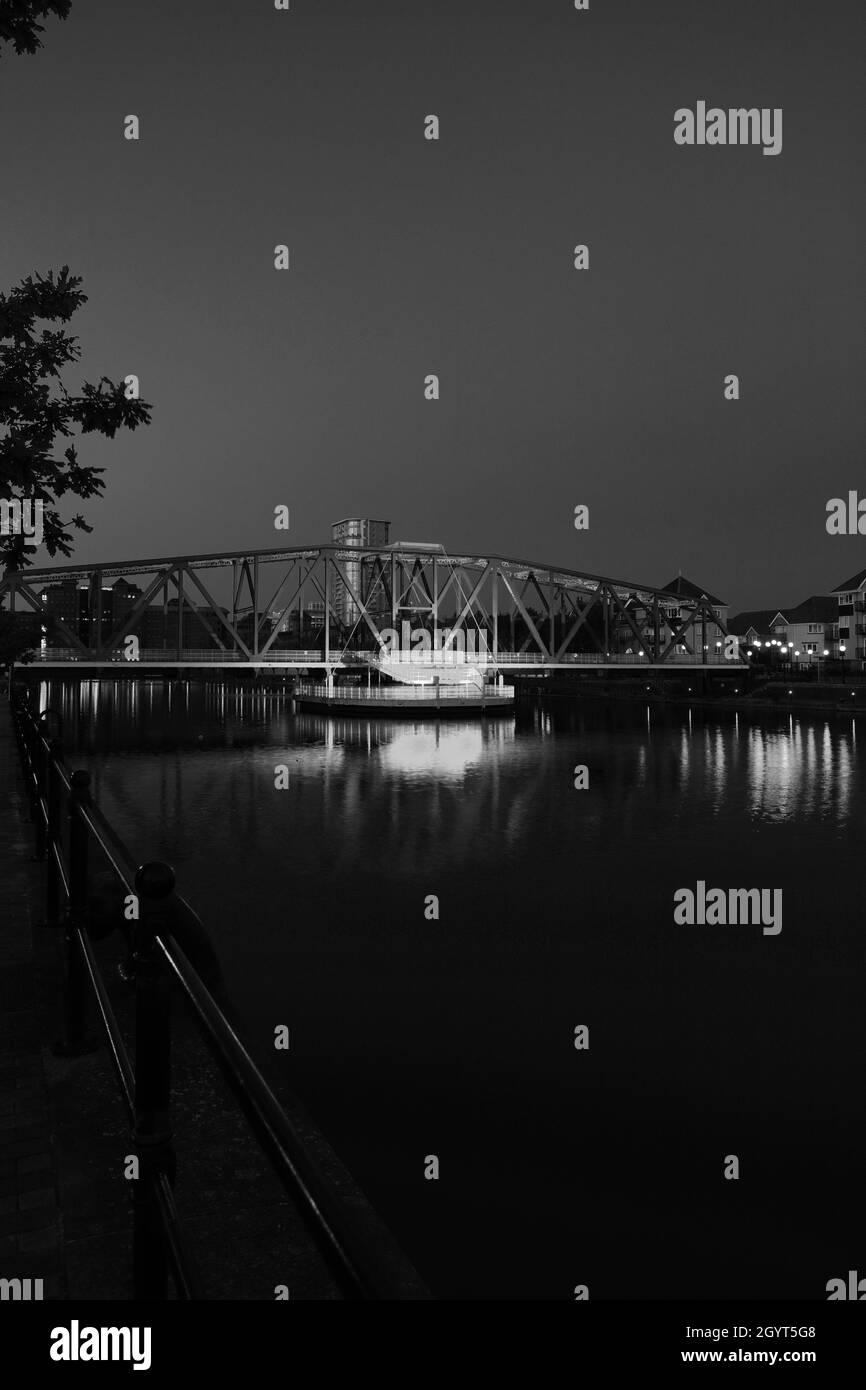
left=34, top=678, right=866, bottom=1300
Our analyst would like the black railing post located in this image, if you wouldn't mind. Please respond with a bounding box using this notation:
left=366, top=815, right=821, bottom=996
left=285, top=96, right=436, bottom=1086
left=132, top=861, right=177, bottom=1301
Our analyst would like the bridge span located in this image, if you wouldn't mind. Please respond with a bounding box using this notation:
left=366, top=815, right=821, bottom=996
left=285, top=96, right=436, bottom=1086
left=1, top=542, right=744, bottom=672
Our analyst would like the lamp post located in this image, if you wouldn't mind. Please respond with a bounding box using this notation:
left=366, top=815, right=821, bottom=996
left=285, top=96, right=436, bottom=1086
left=840, top=642, right=846, bottom=681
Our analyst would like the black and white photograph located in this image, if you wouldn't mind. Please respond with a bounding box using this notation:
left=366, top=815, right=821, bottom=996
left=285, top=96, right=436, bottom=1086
left=1, top=0, right=864, bottom=1364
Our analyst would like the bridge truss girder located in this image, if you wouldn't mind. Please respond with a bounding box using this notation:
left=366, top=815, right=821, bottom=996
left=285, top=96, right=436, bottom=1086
left=0, top=544, right=733, bottom=666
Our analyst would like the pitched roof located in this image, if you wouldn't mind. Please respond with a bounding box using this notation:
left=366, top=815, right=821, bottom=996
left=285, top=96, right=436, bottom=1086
left=831, top=568, right=866, bottom=593
left=659, top=575, right=726, bottom=605
left=727, top=609, right=780, bottom=635
left=729, top=597, right=838, bottom=633
left=785, top=595, right=837, bottom=623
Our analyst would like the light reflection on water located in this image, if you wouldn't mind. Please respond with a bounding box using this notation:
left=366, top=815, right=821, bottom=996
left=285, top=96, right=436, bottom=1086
left=26, top=677, right=866, bottom=1297
left=37, top=680, right=861, bottom=851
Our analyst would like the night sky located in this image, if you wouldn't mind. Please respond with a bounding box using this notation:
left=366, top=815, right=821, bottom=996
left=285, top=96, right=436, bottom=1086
left=2, top=0, right=864, bottom=612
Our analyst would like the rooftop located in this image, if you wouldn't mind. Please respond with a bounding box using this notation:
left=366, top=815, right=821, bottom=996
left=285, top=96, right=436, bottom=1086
left=831, top=568, right=866, bottom=593
left=728, top=609, right=781, bottom=635
left=659, top=574, right=726, bottom=606
left=786, top=595, right=838, bottom=623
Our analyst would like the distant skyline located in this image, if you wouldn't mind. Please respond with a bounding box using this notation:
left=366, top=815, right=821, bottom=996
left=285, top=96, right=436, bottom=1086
left=2, top=0, right=864, bottom=613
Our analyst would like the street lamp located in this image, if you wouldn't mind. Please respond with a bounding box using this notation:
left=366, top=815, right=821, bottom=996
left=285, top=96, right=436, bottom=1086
left=840, top=642, right=846, bottom=680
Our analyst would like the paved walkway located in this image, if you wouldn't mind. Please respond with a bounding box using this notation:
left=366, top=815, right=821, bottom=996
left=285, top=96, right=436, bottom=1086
left=0, top=700, right=64, bottom=1299
left=0, top=694, right=428, bottom=1301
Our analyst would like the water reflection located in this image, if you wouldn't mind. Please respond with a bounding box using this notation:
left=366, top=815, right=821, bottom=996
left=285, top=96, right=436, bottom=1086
left=20, top=676, right=864, bottom=1301
left=29, top=680, right=861, bottom=870
left=31, top=681, right=519, bottom=869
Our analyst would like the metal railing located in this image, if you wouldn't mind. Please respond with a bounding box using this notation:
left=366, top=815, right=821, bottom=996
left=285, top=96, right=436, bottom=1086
left=373, top=651, right=495, bottom=666
left=296, top=683, right=515, bottom=701
left=480, top=651, right=743, bottom=665
left=26, top=646, right=743, bottom=668
left=9, top=688, right=426, bottom=1300
left=28, top=648, right=327, bottom=664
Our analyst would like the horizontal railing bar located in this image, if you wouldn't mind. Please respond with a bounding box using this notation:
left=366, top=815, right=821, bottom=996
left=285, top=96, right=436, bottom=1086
left=72, top=924, right=136, bottom=1120
left=50, top=840, right=69, bottom=901
left=74, top=801, right=138, bottom=895
left=152, top=1170, right=204, bottom=1301
left=296, top=684, right=514, bottom=699
left=156, top=931, right=399, bottom=1301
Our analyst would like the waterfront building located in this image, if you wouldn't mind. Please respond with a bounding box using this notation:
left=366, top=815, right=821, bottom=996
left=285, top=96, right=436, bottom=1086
left=831, top=569, right=866, bottom=663
left=727, top=609, right=779, bottom=649
left=782, top=597, right=838, bottom=663
left=614, top=574, right=728, bottom=656
left=140, top=598, right=228, bottom=652
left=331, top=517, right=390, bottom=629
left=730, top=599, right=839, bottom=664
left=36, top=577, right=143, bottom=645
left=658, top=575, right=729, bottom=640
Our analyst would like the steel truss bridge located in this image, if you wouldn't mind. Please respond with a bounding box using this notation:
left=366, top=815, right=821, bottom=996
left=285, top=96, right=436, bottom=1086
left=0, top=543, right=742, bottom=672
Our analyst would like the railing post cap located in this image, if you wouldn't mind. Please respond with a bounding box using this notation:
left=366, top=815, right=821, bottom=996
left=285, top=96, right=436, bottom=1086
left=135, top=861, right=176, bottom=899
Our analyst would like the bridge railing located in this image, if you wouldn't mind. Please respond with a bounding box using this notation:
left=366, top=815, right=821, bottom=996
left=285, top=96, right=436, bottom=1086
left=25, top=647, right=746, bottom=668
left=492, top=651, right=744, bottom=665
left=28, top=648, right=328, bottom=664
left=296, top=683, right=515, bottom=701
left=9, top=687, right=427, bottom=1301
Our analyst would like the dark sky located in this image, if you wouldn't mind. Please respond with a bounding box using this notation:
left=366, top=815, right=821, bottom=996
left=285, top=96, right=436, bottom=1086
left=2, top=0, right=864, bottom=613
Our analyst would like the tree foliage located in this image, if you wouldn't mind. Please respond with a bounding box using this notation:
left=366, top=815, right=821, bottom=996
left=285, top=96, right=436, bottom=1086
left=0, top=609, right=35, bottom=666
left=1, top=267, right=151, bottom=569
left=0, top=1, right=71, bottom=57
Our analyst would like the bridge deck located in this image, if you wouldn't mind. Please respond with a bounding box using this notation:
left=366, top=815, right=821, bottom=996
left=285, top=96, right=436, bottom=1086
left=22, top=658, right=747, bottom=672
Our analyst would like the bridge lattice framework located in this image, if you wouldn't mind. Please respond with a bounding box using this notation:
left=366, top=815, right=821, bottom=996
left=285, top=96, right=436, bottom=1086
left=0, top=543, right=735, bottom=667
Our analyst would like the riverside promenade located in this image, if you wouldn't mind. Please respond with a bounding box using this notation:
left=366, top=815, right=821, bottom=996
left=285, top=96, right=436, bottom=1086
left=0, top=698, right=64, bottom=1297
left=0, top=694, right=429, bottom=1301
